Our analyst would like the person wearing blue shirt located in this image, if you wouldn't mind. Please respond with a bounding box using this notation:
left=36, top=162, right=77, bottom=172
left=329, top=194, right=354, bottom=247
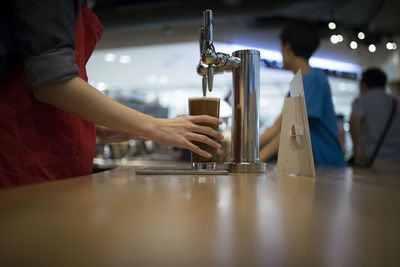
left=260, top=22, right=346, bottom=166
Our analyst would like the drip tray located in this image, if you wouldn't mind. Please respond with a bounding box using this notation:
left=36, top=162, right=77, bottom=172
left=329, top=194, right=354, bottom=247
left=135, top=167, right=229, bottom=175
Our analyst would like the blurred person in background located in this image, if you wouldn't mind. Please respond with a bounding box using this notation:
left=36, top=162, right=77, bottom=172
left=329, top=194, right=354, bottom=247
left=349, top=68, right=400, bottom=167
left=0, top=0, right=223, bottom=187
left=260, top=21, right=346, bottom=166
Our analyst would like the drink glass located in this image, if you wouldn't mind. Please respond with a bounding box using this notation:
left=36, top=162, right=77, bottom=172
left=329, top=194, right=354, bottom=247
left=188, top=97, right=220, bottom=171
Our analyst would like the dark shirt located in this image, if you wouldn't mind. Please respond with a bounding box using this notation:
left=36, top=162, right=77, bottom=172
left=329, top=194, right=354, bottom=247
left=0, top=0, right=89, bottom=88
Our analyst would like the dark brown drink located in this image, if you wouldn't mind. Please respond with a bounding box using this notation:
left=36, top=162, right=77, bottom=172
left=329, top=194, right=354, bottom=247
left=189, top=97, right=220, bottom=170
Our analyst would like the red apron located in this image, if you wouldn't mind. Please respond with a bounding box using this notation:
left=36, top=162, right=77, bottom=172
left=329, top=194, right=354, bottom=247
left=0, top=5, right=104, bottom=187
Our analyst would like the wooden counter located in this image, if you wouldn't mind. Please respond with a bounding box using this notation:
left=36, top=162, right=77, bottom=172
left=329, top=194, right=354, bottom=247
left=0, top=162, right=399, bottom=266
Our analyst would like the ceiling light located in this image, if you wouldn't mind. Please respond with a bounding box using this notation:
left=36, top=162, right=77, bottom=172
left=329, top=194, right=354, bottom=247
left=386, top=42, right=393, bottom=50
left=104, top=53, right=116, bottom=62
left=368, top=44, right=376, bottom=53
left=119, top=55, right=131, bottom=64
left=158, top=76, right=169, bottom=85
left=350, top=41, right=358, bottom=49
left=337, top=34, right=343, bottom=42
left=330, top=35, right=339, bottom=44
left=392, top=42, right=397, bottom=50
left=328, top=22, right=336, bottom=30
left=147, top=74, right=157, bottom=84
left=358, top=32, right=365, bottom=40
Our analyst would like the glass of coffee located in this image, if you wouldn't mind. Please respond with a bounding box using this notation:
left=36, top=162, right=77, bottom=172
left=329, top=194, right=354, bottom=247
left=188, top=97, right=220, bottom=171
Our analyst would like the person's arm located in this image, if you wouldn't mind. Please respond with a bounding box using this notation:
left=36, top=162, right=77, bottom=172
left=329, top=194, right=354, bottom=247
left=349, top=97, right=364, bottom=160
left=96, top=125, right=150, bottom=143
left=33, top=77, right=223, bottom=158
left=260, top=113, right=282, bottom=148
left=260, top=133, right=280, bottom=162
left=349, top=114, right=361, bottom=159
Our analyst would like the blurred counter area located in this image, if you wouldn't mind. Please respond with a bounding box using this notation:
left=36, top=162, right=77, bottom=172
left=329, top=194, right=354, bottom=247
left=93, top=138, right=231, bottom=173
left=92, top=95, right=188, bottom=172
left=93, top=140, right=182, bottom=169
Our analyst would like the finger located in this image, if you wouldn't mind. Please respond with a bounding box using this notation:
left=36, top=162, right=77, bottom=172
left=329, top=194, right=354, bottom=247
left=184, top=140, right=212, bottom=158
left=187, top=133, right=221, bottom=149
left=190, top=115, right=222, bottom=125
left=191, top=125, right=224, bottom=140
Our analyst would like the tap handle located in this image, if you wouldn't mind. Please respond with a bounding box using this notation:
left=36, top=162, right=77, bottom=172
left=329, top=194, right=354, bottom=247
left=200, top=27, right=207, bottom=96
left=202, top=76, right=207, bottom=96
left=203, top=10, right=213, bottom=46
left=203, top=10, right=214, bottom=92
left=208, top=65, right=214, bottom=92
left=199, top=27, right=206, bottom=55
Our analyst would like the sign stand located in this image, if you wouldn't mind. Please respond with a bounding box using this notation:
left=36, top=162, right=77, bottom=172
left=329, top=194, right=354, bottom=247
left=277, top=70, right=315, bottom=177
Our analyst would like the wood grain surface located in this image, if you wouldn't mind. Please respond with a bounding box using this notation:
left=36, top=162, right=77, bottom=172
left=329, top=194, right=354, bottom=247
left=0, top=161, right=399, bottom=266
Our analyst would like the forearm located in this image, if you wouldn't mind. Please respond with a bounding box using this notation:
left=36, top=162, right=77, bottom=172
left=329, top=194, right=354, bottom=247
left=260, top=127, right=277, bottom=148
left=260, top=113, right=282, bottom=147
left=33, top=77, right=156, bottom=138
left=349, top=115, right=360, bottom=157
left=260, top=133, right=280, bottom=162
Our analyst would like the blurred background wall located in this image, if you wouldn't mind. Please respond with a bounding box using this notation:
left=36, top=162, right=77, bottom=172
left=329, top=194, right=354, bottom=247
left=87, top=0, right=400, bottom=159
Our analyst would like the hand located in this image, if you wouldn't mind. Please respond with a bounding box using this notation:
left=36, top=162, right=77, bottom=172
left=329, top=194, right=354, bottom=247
left=96, top=125, right=150, bottom=143
left=150, top=115, right=224, bottom=158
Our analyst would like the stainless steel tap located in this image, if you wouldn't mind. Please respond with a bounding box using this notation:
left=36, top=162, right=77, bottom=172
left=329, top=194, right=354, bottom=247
left=197, top=10, right=266, bottom=173
left=197, top=10, right=240, bottom=96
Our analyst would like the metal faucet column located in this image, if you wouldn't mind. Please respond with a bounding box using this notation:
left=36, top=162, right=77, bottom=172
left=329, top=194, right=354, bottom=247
left=225, top=50, right=266, bottom=173
left=197, top=9, right=265, bottom=172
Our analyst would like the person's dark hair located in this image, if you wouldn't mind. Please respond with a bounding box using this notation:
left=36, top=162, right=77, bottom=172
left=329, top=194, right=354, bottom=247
left=361, top=68, right=387, bottom=89
left=279, top=21, right=320, bottom=60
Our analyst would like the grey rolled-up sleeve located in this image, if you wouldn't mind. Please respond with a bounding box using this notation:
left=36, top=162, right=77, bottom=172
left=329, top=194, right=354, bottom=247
left=13, top=0, right=82, bottom=89
left=25, top=48, right=79, bottom=88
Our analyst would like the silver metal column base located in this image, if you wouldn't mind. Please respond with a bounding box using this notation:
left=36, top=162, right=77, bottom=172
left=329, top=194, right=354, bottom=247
left=224, top=162, right=266, bottom=173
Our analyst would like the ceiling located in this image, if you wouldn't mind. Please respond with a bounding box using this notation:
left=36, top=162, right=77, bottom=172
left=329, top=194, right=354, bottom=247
left=89, top=0, right=399, bottom=87
left=93, top=0, right=400, bottom=41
